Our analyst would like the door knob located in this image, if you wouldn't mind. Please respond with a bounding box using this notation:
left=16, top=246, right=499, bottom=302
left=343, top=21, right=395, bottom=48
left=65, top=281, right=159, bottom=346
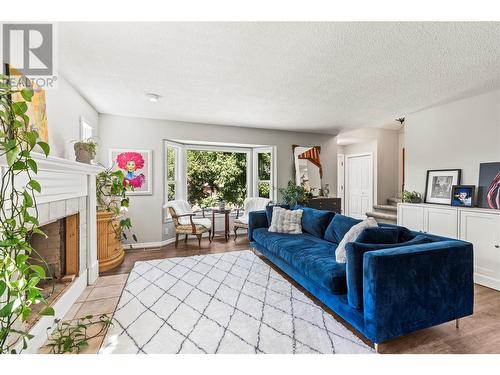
left=495, top=245, right=499, bottom=249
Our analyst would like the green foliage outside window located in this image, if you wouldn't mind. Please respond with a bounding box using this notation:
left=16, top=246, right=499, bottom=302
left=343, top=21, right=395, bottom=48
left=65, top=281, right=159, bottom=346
left=187, top=150, right=247, bottom=209
left=166, top=147, right=176, bottom=201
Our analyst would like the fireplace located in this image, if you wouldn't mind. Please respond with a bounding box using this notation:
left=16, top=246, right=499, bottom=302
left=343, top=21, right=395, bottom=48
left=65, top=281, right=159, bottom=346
left=0, top=153, right=102, bottom=352
left=26, top=213, right=81, bottom=330
left=30, top=213, right=80, bottom=284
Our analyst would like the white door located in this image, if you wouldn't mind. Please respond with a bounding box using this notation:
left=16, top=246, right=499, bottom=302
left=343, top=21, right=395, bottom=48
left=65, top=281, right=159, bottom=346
left=460, top=210, right=500, bottom=290
left=345, top=153, right=373, bottom=219
left=337, top=154, right=345, bottom=213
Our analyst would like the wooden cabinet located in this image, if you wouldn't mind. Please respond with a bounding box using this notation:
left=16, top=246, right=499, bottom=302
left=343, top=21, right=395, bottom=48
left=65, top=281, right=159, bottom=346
left=398, top=203, right=500, bottom=290
left=305, top=197, right=341, bottom=213
left=459, top=210, right=500, bottom=290
left=397, top=204, right=425, bottom=232
left=424, top=206, right=458, bottom=238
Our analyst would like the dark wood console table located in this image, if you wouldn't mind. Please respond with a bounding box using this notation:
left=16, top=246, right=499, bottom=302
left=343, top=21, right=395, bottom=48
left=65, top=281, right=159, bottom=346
left=305, top=197, right=342, bottom=213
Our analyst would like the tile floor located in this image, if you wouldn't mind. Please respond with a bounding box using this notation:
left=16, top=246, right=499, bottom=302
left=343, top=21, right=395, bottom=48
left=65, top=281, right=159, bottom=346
left=38, top=273, right=128, bottom=354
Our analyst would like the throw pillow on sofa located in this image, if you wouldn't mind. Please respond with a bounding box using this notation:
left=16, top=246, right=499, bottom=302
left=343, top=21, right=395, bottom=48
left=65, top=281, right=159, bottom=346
left=335, top=217, right=378, bottom=263
left=268, top=207, right=303, bottom=234
left=345, top=235, right=431, bottom=309
left=265, top=204, right=290, bottom=226
left=293, top=206, right=335, bottom=239
left=324, top=214, right=362, bottom=244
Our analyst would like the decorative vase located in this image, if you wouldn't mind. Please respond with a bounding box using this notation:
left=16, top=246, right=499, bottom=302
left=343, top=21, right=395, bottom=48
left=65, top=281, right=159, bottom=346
left=74, top=143, right=96, bottom=164
left=96, top=210, right=124, bottom=272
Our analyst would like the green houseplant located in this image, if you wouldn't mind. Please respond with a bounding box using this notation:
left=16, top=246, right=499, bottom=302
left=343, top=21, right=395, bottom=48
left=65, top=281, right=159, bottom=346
left=0, top=74, right=53, bottom=353
left=74, top=138, right=98, bottom=164
left=278, top=180, right=311, bottom=207
left=95, top=166, right=136, bottom=272
left=402, top=190, right=422, bottom=203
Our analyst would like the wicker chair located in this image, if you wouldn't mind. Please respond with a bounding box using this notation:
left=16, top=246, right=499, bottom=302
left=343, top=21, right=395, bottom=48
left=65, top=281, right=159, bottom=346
left=166, top=201, right=212, bottom=248
left=234, top=197, right=272, bottom=240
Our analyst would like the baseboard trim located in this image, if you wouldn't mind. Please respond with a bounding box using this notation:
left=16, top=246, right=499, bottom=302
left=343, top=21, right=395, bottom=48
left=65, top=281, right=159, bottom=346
left=128, top=238, right=176, bottom=249
left=474, top=274, right=500, bottom=291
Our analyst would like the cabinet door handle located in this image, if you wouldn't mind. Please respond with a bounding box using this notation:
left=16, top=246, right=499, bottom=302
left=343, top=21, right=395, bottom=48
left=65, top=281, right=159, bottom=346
left=495, top=245, right=500, bottom=249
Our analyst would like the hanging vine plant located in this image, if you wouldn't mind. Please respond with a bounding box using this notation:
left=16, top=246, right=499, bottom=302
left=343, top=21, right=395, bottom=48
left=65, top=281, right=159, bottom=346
left=0, top=73, right=53, bottom=353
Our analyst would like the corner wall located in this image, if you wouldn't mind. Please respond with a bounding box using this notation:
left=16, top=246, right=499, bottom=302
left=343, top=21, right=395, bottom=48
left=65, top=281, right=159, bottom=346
left=97, top=114, right=338, bottom=244
left=404, top=89, right=500, bottom=193
left=45, top=75, right=99, bottom=159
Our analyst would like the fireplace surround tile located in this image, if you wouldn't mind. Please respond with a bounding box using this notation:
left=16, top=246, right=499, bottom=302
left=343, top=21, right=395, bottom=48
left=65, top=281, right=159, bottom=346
left=49, top=200, right=66, bottom=221
left=66, top=197, right=80, bottom=216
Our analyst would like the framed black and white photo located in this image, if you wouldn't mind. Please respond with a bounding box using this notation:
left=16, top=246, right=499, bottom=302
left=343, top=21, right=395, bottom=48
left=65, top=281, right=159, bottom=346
left=424, top=169, right=461, bottom=205
left=451, top=185, right=475, bottom=207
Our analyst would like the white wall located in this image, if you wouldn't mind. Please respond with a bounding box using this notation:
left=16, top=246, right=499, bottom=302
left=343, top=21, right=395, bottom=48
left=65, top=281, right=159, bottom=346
left=97, top=114, right=338, bottom=244
left=337, top=127, right=400, bottom=206
left=404, top=89, right=500, bottom=194
left=45, top=75, right=99, bottom=159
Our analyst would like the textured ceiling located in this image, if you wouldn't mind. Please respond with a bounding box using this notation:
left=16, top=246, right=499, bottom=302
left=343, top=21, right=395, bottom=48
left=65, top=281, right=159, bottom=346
left=58, top=22, right=500, bottom=134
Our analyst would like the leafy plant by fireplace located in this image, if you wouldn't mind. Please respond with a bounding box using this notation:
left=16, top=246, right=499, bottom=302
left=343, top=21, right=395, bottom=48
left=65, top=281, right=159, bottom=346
left=0, top=74, right=53, bottom=353
left=96, top=166, right=137, bottom=242
left=43, top=314, right=112, bottom=354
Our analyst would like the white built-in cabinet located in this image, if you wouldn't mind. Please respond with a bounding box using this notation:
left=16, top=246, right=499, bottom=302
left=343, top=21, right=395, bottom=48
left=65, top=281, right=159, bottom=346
left=398, top=203, right=500, bottom=290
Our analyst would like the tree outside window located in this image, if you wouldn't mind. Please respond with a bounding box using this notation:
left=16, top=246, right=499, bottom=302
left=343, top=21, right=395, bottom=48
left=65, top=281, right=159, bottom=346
left=187, top=150, right=247, bottom=209
left=166, top=146, right=176, bottom=201
left=257, top=152, right=271, bottom=198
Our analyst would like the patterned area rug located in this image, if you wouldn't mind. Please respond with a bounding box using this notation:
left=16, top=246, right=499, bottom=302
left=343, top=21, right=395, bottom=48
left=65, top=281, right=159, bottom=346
left=100, top=250, right=373, bottom=354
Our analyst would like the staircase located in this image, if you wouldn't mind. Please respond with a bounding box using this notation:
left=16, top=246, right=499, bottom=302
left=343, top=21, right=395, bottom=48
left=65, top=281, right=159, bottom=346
left=366, top=197, right=400, bottom=224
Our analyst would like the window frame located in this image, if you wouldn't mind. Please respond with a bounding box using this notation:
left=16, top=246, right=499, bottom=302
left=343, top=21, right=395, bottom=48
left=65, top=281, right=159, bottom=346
left=80, top=116, right=94, bottom=140
left=253, top=146, right=277, bottom=202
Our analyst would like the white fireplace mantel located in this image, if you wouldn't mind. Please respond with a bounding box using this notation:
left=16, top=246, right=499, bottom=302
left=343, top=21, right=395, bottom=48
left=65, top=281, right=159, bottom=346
left=1, top=153, right=103, bottom=352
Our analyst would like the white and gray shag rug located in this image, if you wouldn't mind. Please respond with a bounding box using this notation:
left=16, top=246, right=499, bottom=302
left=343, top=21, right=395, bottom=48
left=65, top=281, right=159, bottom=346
left=100, top=250, right=373, bottom=354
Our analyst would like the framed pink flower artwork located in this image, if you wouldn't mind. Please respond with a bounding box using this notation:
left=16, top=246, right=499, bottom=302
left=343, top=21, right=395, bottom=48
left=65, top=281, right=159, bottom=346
left=110, top=149, right=153, bottom=195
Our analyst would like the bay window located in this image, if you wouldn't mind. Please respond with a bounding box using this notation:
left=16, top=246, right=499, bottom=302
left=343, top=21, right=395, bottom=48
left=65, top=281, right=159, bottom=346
left=164, top=140, right=276, bottom=214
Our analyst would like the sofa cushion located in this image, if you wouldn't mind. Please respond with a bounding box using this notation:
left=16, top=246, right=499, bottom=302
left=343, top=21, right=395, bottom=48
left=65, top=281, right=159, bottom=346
left=345, top=235, right=431, bottom=310
left=379, top=223, right=415, bottom=242
left=269, top=207, right=303, bottom=234
left=252, top=229, right=347, bottom=294
left=356, top=227, right=399, bottom=244
left=294, top=206, right=335, bottom=239
left=324, top=214, right=362, bottom=244
left=265, top=204, right=290, bottom=226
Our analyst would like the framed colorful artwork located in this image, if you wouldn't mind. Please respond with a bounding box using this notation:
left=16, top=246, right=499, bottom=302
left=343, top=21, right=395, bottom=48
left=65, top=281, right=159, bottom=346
left=109, top=149, right=153, bottom=195
left=478, top=162, right=500, bottom=209
left=6, top=64, right=49, bottom=143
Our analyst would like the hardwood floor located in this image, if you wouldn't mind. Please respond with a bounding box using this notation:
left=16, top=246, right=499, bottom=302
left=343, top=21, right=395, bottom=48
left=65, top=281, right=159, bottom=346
left=102, top=236, right=500, bottom=354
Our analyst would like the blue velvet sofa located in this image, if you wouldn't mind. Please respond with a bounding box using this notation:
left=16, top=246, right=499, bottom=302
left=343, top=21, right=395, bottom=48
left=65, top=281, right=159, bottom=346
left=248, top=207, right=474, bottom=346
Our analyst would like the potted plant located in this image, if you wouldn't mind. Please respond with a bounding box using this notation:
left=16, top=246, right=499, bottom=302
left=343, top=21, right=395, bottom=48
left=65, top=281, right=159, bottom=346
left=74, top=138, right=98, bottom=164
left=278, top=180, right=310, bottom=207
left=402, top=190, right=422, bottom=203
left=95, top=166, right=137, bottom=272
left=0, top=74, right=54, bottom=353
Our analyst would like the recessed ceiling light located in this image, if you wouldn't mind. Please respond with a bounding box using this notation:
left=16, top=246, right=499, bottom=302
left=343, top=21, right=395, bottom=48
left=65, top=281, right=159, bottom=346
left=146, top=93, right=160, bottom=102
